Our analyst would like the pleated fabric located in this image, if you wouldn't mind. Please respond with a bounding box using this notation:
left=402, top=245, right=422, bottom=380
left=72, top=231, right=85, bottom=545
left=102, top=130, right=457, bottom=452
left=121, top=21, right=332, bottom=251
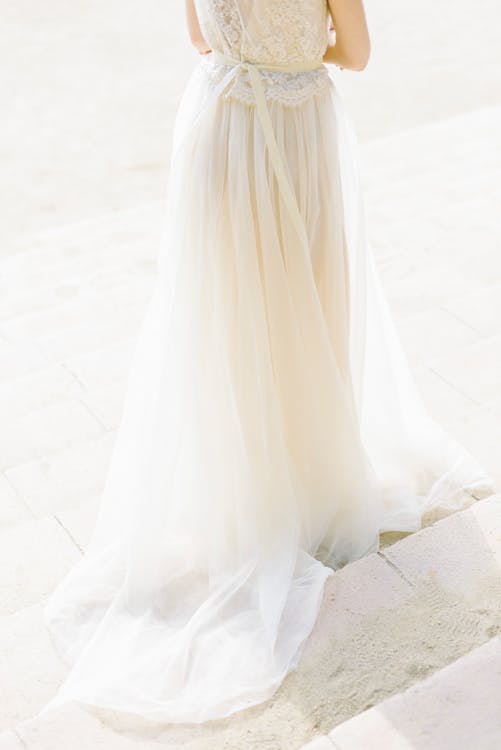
left=43, top=4, right=495, bottom=724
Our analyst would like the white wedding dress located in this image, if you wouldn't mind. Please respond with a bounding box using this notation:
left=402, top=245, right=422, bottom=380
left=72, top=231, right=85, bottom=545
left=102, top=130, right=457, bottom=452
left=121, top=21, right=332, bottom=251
left=44, top=0, right=494, bottom=724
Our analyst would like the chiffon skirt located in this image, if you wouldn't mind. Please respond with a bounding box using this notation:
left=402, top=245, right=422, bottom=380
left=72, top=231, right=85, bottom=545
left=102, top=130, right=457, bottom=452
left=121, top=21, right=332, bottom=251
left=43, top=60, right=495, bottom=723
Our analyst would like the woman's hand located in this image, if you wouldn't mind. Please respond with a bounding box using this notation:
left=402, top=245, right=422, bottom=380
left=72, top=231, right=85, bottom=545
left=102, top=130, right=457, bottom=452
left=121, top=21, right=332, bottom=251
left=195, top=40, right=212, bottom=55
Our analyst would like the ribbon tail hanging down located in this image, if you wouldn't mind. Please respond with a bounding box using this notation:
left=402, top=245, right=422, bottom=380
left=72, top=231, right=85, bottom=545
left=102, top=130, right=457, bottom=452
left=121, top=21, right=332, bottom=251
left=173, top=52, right=324, bottom=255
left=244, top=62, right=311, bottom=254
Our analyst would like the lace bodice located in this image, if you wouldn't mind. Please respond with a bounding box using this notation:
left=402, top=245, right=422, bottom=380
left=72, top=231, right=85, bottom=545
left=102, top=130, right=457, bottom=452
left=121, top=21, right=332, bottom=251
left=194, top=0, right=332, bottom=106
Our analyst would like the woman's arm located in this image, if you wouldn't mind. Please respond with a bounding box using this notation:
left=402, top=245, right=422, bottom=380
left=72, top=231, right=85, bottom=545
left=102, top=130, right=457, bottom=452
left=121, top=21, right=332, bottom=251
left=185, top=0, right=211, bottom=54
left=323, top=0, right=370, bottom=71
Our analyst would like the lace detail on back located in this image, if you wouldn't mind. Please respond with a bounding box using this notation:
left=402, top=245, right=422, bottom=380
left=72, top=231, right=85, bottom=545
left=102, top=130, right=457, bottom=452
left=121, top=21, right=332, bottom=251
left=198, top=55, right=331, bottom=108
left=195, top=0, right=331, bottom=106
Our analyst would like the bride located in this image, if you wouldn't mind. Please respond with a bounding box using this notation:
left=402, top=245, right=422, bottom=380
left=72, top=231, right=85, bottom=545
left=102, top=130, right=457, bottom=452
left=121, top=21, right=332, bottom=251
left=43, top=0, right=494, bottom=724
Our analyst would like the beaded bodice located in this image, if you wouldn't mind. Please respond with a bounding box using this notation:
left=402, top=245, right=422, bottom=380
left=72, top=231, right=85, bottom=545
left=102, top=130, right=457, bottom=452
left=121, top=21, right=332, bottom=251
left=194, top=0, right=332, bottom=106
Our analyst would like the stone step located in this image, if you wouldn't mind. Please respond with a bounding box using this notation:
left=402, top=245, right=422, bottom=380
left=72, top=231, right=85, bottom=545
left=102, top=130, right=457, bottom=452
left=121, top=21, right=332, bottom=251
left=303, top=635, right=501, bottom=750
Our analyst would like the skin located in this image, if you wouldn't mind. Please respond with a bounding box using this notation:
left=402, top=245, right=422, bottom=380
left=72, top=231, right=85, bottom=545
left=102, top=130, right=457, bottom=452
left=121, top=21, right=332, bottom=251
left=324, top=0, right=371, bottom=70
left=184, top=0, right=370, bottom=71
left=185, top=0, right=211, bottom=55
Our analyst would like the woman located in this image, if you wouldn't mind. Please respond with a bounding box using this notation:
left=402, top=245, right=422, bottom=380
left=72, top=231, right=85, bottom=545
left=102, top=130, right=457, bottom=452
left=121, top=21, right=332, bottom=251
left=43, top=0, right=494, bottom=725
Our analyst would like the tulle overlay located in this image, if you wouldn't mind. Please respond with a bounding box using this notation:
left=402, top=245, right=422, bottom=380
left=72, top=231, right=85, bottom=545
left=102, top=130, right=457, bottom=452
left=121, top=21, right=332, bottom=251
left=44, top=8, right=494, bottom=724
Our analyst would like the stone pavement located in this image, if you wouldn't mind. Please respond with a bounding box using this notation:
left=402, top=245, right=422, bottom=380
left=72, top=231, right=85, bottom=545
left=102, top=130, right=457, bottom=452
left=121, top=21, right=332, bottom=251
left=2, top=0, right=501, bottom=748
left=305, top=635, right=501, bottom=750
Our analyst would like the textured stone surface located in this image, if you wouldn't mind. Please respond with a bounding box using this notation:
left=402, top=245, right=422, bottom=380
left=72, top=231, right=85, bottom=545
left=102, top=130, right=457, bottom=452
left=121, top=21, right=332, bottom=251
left=301, top=554, right=411, bottom=656
left=79, top=380, right=127, bottom=430
left=0, top=475, right=32, bottom=529
left=0, top=732, right=24, bottom=750
left=0, top=605, right=67, bottom=731
left=301, top=737, right=336, bottom=750
left=0, top=341, right=48, bottom=382
left=396, top=307, right=479, bottom=367
left=0, top=365, right=82, bottom=422
left=0, top=399, right=103, bottom=471
left=0, top=518, right=80, bottom=615
left=64, top=341, right=135, bottom=390
left=56, top=497, right=100, bottom=551
left=328, top=636, right=501, bottom=750
left=429, top=334, right=501, bottom=406
left=381, top=494, right=501, bottom=596
left=18, top=705, right=162, bottom=750
left=5, top=433, right=115, bottom=518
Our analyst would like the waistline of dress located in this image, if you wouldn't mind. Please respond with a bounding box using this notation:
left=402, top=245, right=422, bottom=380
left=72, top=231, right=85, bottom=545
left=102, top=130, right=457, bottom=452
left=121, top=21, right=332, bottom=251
left=211, top=50, right=325, bottom=74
